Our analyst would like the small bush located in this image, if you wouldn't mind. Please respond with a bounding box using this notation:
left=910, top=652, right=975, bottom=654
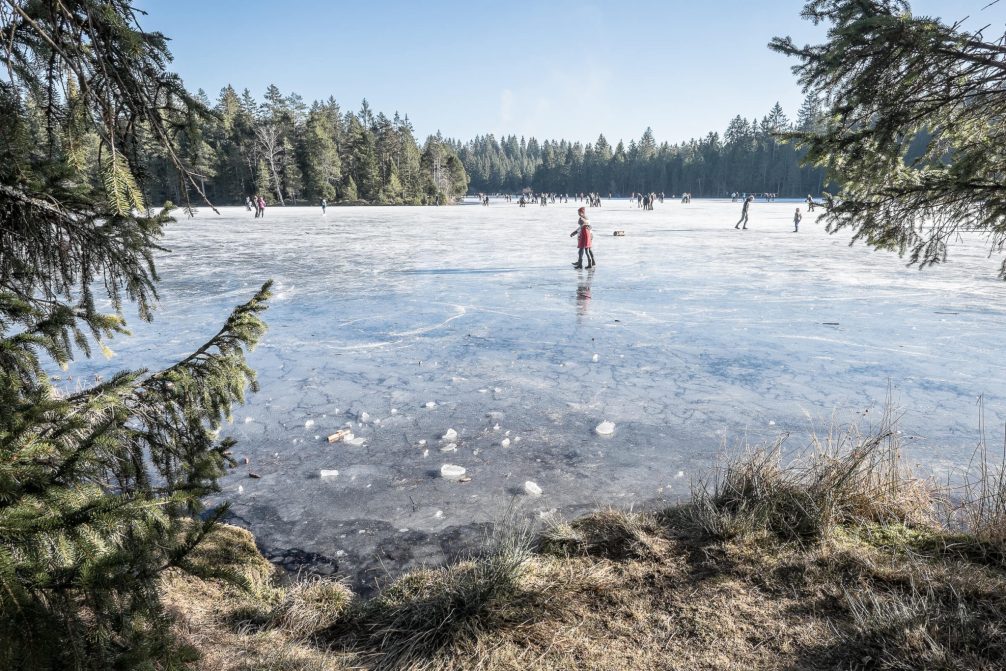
left=269, top=575, right=352, bottom=639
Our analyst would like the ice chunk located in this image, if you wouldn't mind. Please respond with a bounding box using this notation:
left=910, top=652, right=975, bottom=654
left=237, top=485, right=244, bottom=494
left=592, top=353, right=600, bottom=363
left=595, top=421, right=616, bottom=436
left=422, top=449, right=429, bottom=457
left=347, top=437, right=366, bottom=447
left=501, top=438, right=511, bottom=448
left=493, top=423, right=500, bottom=431
left=675, top=470, right=685, bottom=479
left=434, top=510, right=444, bottom=519
left=513, top=436, right=521, bottom=443
left=304, top=419, right=315, bottom=428
left=440, top=443, right=458, bottom=453
left=425, top=401, right=437, bottom=408
left=441, top=428, right=458, bottom=442
left=320, top=469, right=340, bottom=478
left=418, top=439, right=427, bottom=446
left=335, top=550, right=347, bottom=558
left=524, top=481, right=543, bottom=497
left=244, top=417, right=253, bottom=424
left=390, top=408, right=398, bottom=415
left=440, top=464, right=466, bottom=480
left=358, top=411, right=371, bottom=423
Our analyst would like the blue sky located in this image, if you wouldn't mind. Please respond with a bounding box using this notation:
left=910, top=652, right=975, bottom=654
left=135, top=0, right=1006, bottom=145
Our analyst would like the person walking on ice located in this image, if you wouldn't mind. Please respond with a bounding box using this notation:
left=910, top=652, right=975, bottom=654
left=570, top=206, right=595, bottom=269
left=793, top=207, right=802, bottom=232
left=321, top=198, right=327, bottom=214
left=735, top=194, right=753, bottom=229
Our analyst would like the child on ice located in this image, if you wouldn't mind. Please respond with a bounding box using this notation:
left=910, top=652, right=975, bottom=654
left=793, top=207, right=802, bottom=232
left=570, top=207, right=595, bottom=269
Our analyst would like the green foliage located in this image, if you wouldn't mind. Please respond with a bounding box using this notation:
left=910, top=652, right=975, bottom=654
left=0, top=1, right=270, bottom=667
left=771, top=0, right=1006, bottom=276
left=144, top=83, right=469, bottom=206
left=456, top=108, right=826, bottom=196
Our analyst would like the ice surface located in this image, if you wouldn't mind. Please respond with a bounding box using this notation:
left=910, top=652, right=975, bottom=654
left=60, top=199, right=1006, bottom=592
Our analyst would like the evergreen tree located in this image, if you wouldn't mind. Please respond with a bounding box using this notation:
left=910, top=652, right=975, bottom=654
left=771, top=0, right=1006, bottom=276
left=0, top=3, right=271, bottom=666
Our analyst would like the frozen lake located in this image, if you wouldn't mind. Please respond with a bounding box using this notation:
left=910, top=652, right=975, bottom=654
left=65, top=198, right=1006, bottom=590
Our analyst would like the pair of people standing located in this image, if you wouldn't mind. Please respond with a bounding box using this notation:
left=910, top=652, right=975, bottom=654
left=570, top=207, right=595, bottom=269
left=252, top=195, right=266, bottom=218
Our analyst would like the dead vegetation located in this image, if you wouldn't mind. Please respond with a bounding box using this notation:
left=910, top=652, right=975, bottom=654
left=163, top=412, right=1006, bottom=670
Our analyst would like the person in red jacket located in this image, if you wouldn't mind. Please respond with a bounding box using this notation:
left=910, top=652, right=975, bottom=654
left=570, top=207, right=595, bottom=269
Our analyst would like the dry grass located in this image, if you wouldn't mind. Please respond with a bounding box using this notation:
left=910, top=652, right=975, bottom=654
left=689, top=408, right=931, bottom=544
left=161, top=411, right=1006, bottom=670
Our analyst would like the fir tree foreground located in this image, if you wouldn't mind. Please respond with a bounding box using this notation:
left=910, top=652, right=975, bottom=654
left=772, top=0, right=1006, bottom=276
left=0, top=1, right=270, bottom=667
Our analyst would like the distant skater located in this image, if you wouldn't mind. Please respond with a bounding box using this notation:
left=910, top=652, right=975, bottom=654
left=735, top=195, right=752, bottom=229
left=245, top=196, right=253, bottom=211
left=806, top=194, right=815, bottom=212
left=570, top=206, right=595, bottom=269
left=793, top=207, right=802, bottom=232
left=321, top=198, right=327, bottom=214
left=257, top=195, right=266, bottom=218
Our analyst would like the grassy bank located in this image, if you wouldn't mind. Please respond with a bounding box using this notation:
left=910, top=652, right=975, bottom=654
left=165, top=421, right=1006, bottom=670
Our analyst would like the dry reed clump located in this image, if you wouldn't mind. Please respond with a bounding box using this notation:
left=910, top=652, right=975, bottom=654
left=269, top=575, right=353, bottom=639
left=328, top=507, right=542, bottom=671
left=689, top=408, right=931, bottom=544
left=539, top=508, right=667, bottom=560
left=940, top=403, right=1006, bottom=551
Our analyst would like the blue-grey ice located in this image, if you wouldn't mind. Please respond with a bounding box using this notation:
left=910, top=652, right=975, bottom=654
left=61, top=198, right=1006, bottom=590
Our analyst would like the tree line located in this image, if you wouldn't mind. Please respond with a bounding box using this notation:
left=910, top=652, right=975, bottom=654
left=147, top=88, right=830, bottom=207
left=145, top=85, right=470, bottom=207
left=456, top=99, right=830, bottom=198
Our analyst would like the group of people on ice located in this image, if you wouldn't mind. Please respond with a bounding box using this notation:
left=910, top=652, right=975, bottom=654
left=245, top=195, right=267, bottom=217
left=735, top=193, right=809, bottom=232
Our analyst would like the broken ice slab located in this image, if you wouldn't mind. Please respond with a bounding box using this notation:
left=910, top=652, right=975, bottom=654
left=320, top=469, right=340, bottom=478
left=441, top=428, right=458, bottom=442
left=595, top=421, right=616, bottom=436
left=440, top=464, right=466, bottom=480
left=524, top=480, right=543, bottom=497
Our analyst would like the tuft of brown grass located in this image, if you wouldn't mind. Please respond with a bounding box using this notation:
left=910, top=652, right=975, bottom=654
left=689, top=406, right=931, bottom=544
left=269, top=575, right=353, bottom=640
left=539, top=508, right=667, bottom=560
